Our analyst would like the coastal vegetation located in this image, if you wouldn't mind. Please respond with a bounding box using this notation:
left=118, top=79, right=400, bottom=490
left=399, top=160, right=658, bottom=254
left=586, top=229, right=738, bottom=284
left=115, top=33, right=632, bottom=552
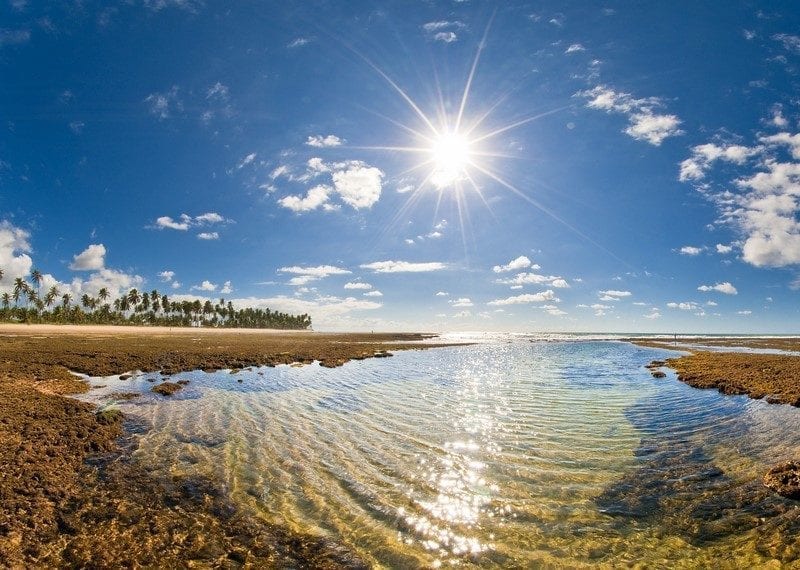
left=0, top=268, right=311, bottom=330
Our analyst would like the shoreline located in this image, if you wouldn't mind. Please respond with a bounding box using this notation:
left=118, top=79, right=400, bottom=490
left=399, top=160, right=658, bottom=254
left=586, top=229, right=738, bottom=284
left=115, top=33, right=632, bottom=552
left=2, top=327, right=800, bottom=565
left=0, top=324, right=451, bottom=567
left=630, top=337, right=800, bottom=406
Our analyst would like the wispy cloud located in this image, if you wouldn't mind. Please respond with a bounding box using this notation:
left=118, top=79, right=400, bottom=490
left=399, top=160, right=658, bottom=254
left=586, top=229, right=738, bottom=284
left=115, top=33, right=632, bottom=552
left=487, top=290, right=558, bottom=306
left=422, top=20, right=465, bottom=43
left=579, top=85, right=683, bottom=145
left=360, top=260, right=446, bottom=273
left=144, top=86, right=182, bottom=120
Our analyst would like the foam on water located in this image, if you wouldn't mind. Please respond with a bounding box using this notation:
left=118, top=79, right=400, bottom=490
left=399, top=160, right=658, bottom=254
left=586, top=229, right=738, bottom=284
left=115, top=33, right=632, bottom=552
left=79, top=339, right=800, bottom=567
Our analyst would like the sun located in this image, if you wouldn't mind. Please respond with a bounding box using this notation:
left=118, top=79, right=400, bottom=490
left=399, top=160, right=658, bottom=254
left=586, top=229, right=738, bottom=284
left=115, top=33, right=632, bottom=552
left=430, top=132, right=472, bottom=189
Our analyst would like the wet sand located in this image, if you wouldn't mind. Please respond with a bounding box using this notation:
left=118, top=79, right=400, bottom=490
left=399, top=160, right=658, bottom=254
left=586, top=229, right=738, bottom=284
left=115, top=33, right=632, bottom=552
left=0, top=324, right=451, bottom=568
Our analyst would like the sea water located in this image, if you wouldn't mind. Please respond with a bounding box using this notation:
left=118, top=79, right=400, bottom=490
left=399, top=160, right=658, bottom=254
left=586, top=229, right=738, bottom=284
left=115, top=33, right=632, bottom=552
left=80, top=339, right=800, bottom=567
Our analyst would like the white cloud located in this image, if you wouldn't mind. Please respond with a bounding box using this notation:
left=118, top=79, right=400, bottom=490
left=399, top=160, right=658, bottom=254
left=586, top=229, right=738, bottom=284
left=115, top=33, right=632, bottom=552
left=154, top=212, right=228, bottom=232
left=156, top=215, right=191, bottom=231
left=667, top=301, right=699, bottom=311
left=197, top=232, right=219, bottom=240
left=69, top=244, right=106, bottom=271
left=698, top=282, right=737, bottom=295
left=565, top=43, right=585, bottom=53
left=237, top=153, right=257, bottom=170
left=206, top=82, right=229, bottom=100
left=716, top=243, right=733, bottom=254
left=598, top=290, right=631, bottom=301
left=422, top=21, right=465, bottom=43
left=706, top=300, right=718, bottom=306
left=158, top=270, right=175, bottom=282
left=360, top=260, right=446, bottom=273
left=495, top=272, right=567, bottom=288
left=71, top=268, right=144, bottom=300
left=449, top=297, right=473, bottom=307
left=279, top=265, right=351, bottom=286
left=288, top=37, right=310, bottom=48
left=644, top=310, right=661, bottom=320
left=0, top=29, right=30, bottom=47
left=144, top=86, right=181, bottom=120
left=679, top=143, right=761, bottom=181
left=306, top=134, right=343, bottom=148
left=220, top=281, right=233, bottom=294
left=0, top=221, right=33, bottom=285
left=363, top=290, right=383, bottom=297
left=344, top=282, right=372, bottom=290
left=679, top=246, right=704, bottom=256
left=492, top=255, right=533, bottom=273
left=435, top=291, right=449, bottom=296
left=488, top=290, right=558, bottom=306
left=171, top=281, right=181, bottom=289
left=579, top=85, right=683, bottom=146
left=191, top=280, right=217, bottom=292
left=332, top=164, right=384, bottom=209
left=278, top=185, right=332, bottom=212
left=737, top=310, right=752, bottom=315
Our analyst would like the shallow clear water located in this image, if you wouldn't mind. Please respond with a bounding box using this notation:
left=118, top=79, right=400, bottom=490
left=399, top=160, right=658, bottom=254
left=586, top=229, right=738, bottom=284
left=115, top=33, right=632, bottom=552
left=81, top=340, right=800, bottom=567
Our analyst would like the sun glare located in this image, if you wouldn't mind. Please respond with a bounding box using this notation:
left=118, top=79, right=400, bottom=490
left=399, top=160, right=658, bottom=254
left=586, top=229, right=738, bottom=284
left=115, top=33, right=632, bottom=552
left=430, top=132, right=471, bottom=188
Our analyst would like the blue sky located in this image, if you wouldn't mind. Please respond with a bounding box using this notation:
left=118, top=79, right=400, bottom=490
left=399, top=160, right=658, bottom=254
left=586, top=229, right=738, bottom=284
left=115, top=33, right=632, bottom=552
left=2, top=1, right=800, bottom=332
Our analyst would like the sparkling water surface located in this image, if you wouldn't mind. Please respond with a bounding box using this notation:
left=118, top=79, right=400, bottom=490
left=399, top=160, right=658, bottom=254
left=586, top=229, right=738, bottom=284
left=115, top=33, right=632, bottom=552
left=80, top=340, right=800, bottom=567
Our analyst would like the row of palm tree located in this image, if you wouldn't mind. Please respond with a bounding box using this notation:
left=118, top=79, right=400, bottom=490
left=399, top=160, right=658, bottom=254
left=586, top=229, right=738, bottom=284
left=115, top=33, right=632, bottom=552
left=0, top=268, right=312, bottom=330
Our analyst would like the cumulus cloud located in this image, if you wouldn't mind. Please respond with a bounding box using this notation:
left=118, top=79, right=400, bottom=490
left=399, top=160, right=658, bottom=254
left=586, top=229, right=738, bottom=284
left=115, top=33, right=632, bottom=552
left=488, top=290, right=558, bottom=306
left=565, top=43, right=585, bottom=53
left=70, top=268, right=144, bottom=300
left=158, top=270, right=175, bottom=282
left=278, top=185, right=333, bottom=213
left=220, top=281, right=233, bottom=294
left=679, top=142, right=761, bottom=182
left=344, top=282, right=372, bottom=290
left=644, top=309, right=661, bottom=319
left=277, top=160, right=384, bottom=212
left=363, top=290, right=383, bottom=297
left=449, top=297, right=473, bottom=307
left=0, top=221, right=33, bottom=285
left=153, top=212, right=229, bottom=232
left=697, top=282, right=738, bottom=295
left=422, top=20, right=465, bottom=43
left=716, top=243, right=734, bottom=254
left=332, top=164, right=384, bottom=209
left=360, top=260, right=446, bottom=273
left=679, top=246, right=704, bottom=256
left=197, top=232, right=219, bottom=240
left=680, top=130, right=800, bottom=268
left=306, top=135, right=343, bottom=148
left=191, top=280, right=217, bottom=292
left=579, top=85, right=683, bottom=145
left=492, top=255, right=535, bottom=273
left=69, top=244, right=106, bottom=271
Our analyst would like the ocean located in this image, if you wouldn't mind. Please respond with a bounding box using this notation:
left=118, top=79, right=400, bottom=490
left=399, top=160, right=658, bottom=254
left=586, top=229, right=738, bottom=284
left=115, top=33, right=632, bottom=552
left=79, top=337, right=800, bottom=567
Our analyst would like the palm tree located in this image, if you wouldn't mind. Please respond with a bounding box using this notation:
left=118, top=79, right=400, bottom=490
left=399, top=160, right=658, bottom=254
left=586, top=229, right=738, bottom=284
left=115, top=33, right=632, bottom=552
left=12, top=278, right=26, bottom=308
left=0, top=268, right=4, bottom=282
left=1, top=292, right=9, bottom=310
left=61, top=293, right=72, bottom=310
left=44, top=286, right=59, bottom=310
left=30, top=269, right=43, bottom=293
left=98, top=287, right=110, bottom=304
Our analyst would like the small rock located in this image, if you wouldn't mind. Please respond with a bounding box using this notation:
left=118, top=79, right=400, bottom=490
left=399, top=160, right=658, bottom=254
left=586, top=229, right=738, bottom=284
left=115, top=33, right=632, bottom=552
left=764, top=461, right=800, bottom=499
left=119, top=373, right=133, bottom=380
left=177, top=380, right=190, bottom=386
left=152, top=382, right=183, bottom=396
left=651, top=371, right=667, bottom=379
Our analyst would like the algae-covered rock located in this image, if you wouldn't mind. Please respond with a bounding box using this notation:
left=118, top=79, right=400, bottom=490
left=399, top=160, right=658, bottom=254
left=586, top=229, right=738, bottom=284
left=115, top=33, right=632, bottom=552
left=152, top=382, right=183, bottom=396
left=764, top=461, right=800, bottom=500
left=95, top=408, right=123, bottom=425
